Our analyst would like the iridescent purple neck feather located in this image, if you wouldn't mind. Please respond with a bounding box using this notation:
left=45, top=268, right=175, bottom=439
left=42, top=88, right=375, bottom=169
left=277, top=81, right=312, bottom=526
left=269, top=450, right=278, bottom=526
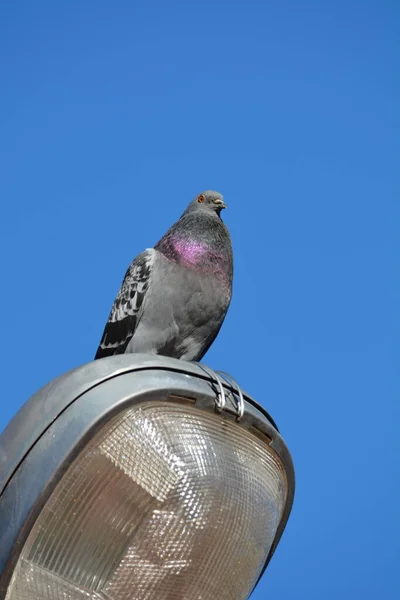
left=155, top=210, right=233, bottom=284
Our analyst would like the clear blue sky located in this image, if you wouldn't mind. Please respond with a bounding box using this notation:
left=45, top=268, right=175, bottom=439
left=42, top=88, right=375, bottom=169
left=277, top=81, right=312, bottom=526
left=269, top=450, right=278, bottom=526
left=0, top=1, right=398, bottom=598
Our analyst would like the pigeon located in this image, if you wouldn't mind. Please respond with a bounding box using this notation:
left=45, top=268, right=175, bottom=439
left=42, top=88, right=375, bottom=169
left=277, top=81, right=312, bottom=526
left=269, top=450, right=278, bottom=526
left=95, top=190, right=233, bottom=362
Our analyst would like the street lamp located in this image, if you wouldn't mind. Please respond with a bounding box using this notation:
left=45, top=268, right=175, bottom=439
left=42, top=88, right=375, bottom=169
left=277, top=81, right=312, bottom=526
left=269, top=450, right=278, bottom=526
left=0, top=355, right=294, bottom=600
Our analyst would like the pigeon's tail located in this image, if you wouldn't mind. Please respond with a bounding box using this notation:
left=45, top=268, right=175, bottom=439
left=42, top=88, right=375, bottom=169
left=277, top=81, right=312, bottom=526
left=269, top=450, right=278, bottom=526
left=94, top=346, right=112, bottom=360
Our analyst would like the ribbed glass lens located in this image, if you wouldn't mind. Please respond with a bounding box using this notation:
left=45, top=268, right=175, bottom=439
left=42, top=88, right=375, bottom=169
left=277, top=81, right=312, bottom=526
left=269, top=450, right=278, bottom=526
left=6, top=401, right=287, bottom=600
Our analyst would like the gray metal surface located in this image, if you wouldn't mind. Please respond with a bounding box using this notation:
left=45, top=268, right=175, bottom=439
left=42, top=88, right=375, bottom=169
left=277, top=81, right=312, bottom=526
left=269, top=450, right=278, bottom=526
left=0, top=355, right=294, bottom=599
left=0, top=354, right=279, bottom=496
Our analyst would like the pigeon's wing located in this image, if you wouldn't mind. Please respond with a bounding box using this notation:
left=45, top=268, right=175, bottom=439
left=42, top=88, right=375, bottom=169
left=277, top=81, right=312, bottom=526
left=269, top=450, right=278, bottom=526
left=95, top=249, right=155, bottom=359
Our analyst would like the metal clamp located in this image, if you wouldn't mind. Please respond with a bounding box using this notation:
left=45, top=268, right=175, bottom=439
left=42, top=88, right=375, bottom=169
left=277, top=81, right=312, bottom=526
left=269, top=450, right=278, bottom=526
left=197, top=364, right=244, bottom=421
left=215, top=371, right=245, bottom=421
left=197, top=363, right=226, bottom=412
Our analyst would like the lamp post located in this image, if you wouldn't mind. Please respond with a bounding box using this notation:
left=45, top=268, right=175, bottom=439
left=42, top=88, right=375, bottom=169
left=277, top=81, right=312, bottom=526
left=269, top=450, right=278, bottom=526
left=0, top=355, right=294, bottom=600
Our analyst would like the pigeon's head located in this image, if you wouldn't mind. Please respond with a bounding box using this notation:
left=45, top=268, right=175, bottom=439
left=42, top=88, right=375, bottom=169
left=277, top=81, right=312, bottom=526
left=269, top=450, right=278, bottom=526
left=184, top=190, right=227, bottom=217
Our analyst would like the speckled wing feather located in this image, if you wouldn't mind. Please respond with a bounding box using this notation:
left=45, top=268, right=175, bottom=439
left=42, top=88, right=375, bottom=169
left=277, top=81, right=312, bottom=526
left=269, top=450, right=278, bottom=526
left=95, top=249, right=154, bottom=358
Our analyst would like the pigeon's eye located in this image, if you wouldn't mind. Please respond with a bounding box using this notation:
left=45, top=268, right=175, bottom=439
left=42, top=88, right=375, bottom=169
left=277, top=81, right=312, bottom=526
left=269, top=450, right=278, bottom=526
left=198, top=194, right=205, bottom=203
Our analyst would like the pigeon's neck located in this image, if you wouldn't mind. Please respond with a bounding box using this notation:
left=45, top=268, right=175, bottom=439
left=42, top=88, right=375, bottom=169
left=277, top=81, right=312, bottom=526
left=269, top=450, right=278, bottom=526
left=155, top=213, right=233, bottom=282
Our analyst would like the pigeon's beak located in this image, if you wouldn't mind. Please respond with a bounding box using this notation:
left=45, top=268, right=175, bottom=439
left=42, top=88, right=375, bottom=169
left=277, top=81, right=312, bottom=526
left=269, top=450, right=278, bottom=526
left=214, top=199, right=227, bottom=209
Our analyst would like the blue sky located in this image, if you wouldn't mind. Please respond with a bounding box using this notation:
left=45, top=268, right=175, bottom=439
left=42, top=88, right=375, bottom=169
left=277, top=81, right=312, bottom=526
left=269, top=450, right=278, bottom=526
left=0, top=1, right=398, bottom=598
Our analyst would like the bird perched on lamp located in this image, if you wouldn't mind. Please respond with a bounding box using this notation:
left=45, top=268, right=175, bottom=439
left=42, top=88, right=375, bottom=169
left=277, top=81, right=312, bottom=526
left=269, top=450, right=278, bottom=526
left=95, top=190, right=233, bottom=362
